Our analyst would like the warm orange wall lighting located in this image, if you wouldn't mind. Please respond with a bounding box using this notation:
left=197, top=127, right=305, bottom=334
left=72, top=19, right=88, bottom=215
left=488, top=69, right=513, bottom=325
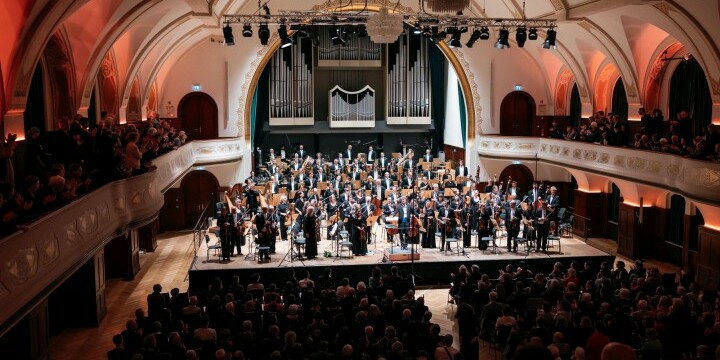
left=577, top=188, right=602, bottom=194
left=703, top=224, right=720, bottom=232
left=623, top=201, right=652, bottom=208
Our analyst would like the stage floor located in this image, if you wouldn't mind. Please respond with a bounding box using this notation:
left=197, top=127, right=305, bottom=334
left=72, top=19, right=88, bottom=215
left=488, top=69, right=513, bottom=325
left=188, top=227, right=614, bottom=291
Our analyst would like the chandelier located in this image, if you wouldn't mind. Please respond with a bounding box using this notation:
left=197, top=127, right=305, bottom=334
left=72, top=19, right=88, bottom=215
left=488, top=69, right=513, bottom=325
left=365, top=8, right=404, bottom=44
left=425, top=0, right=470, bottom=13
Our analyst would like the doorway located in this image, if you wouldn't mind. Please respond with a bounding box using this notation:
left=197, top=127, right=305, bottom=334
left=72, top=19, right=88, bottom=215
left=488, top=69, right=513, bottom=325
left=498, top=164, right=534, bottom=195
left=500, top=91, right=535, bottom=136
left=180, top=170, right=219, bottom=228
left=179, top=92, right=218, bottom=140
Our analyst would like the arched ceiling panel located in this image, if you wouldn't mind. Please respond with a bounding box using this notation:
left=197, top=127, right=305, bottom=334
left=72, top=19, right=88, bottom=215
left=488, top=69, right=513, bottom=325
left=572, top=37, right=606, bottom=89
left=619, top=15, right=673, bottom=98
left=0, top=0, right=35, bottom=88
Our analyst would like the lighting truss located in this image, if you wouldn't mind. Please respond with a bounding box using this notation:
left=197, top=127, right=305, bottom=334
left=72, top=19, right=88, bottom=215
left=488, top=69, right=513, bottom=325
left=223, top=13, right=556, bottom=30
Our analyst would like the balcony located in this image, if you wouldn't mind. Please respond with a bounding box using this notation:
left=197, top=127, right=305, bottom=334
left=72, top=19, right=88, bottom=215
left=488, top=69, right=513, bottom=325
left=0, top=138, right=243, bottom=330
left=477, top=136, right=720, bottom=204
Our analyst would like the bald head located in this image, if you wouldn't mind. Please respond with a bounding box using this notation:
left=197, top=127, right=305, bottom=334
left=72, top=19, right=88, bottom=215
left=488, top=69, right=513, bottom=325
left=601, top=342, right=636, bottom=360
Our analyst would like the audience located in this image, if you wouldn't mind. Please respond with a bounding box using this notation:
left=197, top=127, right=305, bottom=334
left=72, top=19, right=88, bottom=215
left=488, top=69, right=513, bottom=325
left=107, top=259, right=718, bottom=360
left=0, top=114, right=187, bottom=236
left=548, top=109, right=720, bottom=162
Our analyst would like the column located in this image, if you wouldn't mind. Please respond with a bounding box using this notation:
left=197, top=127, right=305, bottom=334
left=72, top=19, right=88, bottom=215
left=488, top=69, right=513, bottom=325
left=572, top=189, right=607, bottom=238
left=105, top=232, right=140, bottom=280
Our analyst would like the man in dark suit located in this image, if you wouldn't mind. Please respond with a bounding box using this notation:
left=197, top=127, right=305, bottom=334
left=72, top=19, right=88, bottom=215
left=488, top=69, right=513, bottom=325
left=107, top=334, right=128, bottom=360
left=534, top=202, right=551, bottom=252
left=527, top=182, right=541, bottom=204
left=403, top=152, right=416, bottom=170
left=505, top=180, right=521, bottom=200
left=378, top=152, right=389, bottom=170
left=297, top=144, right=307, bottom=160
left=382, top=172, right=394, bottom=190
left=345, top=144, right=353, bottom=161
left=545, top=186, right=560, bottom=209
left=367, top=145, right=377, bottom=163
left=455, top=159, right=469, bottom=178
left=422, top=149, right=433, bottom=163
left=395, top=197, right=415, bottom=250
left=402, top=170, right=415, bottom=189
left=505, top=201, right=522, bottom=253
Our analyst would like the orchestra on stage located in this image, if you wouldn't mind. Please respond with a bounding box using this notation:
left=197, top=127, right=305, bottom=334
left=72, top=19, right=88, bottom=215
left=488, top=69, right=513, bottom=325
left=216, top=143, right=563, bottom=263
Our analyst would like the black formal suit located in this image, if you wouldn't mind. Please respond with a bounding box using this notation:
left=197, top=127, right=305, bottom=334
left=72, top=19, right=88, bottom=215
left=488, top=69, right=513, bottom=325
left=533, top=208, right=551, bottom=252
left=455, top=166, right=469, bottom=178
left=367, top=150, right=377, bottom=162
left=401, top=176, right=414, bottom=189
left=395, top=204, right=415, bottom=249
left=346, top=149, right=353, bottom=160
left=381, top=177, right=393, bottom=190
left=423, top=154, right=433, bottom=162
left=422, top=169, right=435, bottom=180
left=297, top=149, right=307, bottom=159
left=505, top=186, right=521, bottom=199
left=545, top=194, right=560, bottom=209
left=403, top=159, right=415, bottom=170
left=316, top=173, right=327, bottom=182
left=378, top=157, right=389, bottom=169
left=526, top=188, right=541, bottom=204
left=504, top=207, right=522, bottom=252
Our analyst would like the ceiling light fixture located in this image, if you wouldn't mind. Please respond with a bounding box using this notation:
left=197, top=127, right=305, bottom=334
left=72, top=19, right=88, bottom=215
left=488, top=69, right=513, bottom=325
left=223, top=23, right=234, bottom=46
left=495, top=28, right=510, bottom=49
left=543, top=28, right=557, bottom=49
left=516, top=26, right=527, bottom=48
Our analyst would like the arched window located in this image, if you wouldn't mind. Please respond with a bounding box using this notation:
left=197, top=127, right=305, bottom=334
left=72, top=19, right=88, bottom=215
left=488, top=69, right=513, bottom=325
left=611, top=78, right=628, bottom=120
left=669, top=58, right=712, bottom=134
left=569, top=83, right=581, bottom=127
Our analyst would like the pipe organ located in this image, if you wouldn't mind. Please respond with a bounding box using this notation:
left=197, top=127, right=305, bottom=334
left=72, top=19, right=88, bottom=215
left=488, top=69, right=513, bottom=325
left=318, top=30, right=381, bottom=66
left=329, top=85, right=376, bottom=128
left=269, top=37, right=314, bottom=126
left=387, top=32, right=432, bottom=125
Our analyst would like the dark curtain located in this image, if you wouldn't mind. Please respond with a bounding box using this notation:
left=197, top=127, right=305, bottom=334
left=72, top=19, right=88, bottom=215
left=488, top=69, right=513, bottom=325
left=669, top=58, right=712, bottom=134
left=24, top=64, right=46, bottom=132
left=568, top=176, right=578, bottom=208
left=689, top=210, right=703, bottom=251
left=253, top=65, right=271, bottom=148
left=612, top=78, right=628, bottom=120
left=668, top=195, right=685, bottom=245
left=608, top=184, right=621, bottom=222
left=569, top=83, right=581, bottom=127
left=429, top=43, right=446, bottom=153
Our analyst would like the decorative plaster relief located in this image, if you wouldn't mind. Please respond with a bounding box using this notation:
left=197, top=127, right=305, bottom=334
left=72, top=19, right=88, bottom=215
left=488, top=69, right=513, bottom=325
left=38, top=236, right=60, bottom=266
left=5, top=248, right=38, bottom=284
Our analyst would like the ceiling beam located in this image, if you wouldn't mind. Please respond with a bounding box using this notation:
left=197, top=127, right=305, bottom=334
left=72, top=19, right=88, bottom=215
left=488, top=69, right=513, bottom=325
left=567, top=0, right=662, bottom=19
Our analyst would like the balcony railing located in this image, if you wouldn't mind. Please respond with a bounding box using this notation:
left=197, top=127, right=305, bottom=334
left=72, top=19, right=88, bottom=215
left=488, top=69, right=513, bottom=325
left=0, top=138, right=243, bottom=331
left=477, top=136, right=720, bottom=204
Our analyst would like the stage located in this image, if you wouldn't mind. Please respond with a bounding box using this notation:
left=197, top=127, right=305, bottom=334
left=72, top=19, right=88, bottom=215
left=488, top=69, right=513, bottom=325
left=187, top=226, right=615, bottom=292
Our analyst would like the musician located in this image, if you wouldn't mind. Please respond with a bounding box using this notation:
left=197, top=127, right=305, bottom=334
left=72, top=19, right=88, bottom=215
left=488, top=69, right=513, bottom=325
left=383, top=199, right=397, bottom=242
left=290, top=158, right=302, bottom=172
left=218, top=205, right=233, bottom=261
left=267, top=205, right=278, bottom=254
left=337, top=153, right=346, bottom=167
left=477, top=202, right=492, bottom=244
left=350, top=205, right=367, bottom=256
left=545, top=186, right=560, bottom=209
left=461, top=195, right=476, bottom=248
left=402, top=170, right=415, bottom=189
left=436, top=197, right=450, bottom=251
left=345, top=144, right=354, bottom=161
left=297, top=170, right=307, bottom=185
left=280, top=145, right=287, bottom=160
left=421, top=200, right=436, bottom=248
left=381, top=172, right=394, bottom=190
left=422, top=149, right=433, bottom=163
left=297, top=144, right=307, bottom=160
left=316, top=168, right=327, bottom=183
left=268, top=148, right=276, bottom=162
left=256, top=207, right=270, bottom=262
left=332, top=169, right=343, bottom=190
left=245, top=184, right=259, bottom=215
left=372, top=179, right=384, bottom=201
left=421, top=167, right=434, bottom=180
left=246, top=171, right=258, bottom=185
left=232, top=204, right=246, bottom=256
left=378, top=152, right=389, bottom=170
left=395, top=197, right=414, bottom=250
left=505, top=180, right=521, bottom=200
left=443, top=172, right=456, bottom=189
left=455, top=160, right=468, bottom=178
left=277, top=196, right=290, bottom=241
left=483, top=179, right=494, bottom=193
left=266, top=178, right=279, bottom=194
left=505, top=201, right=522, bottom=253
left=534, top=201, right=551, bottom=252
left=367, top=146, right=377, bottom=163
left=306, top=172, right=317, bottom=190
left=287, top=174, right=300, bottom=193
left=331, top=159, right=342, bottom=172
left=315, top=152, right=325, bottom=170
left=294, top=191, right=306, bottom=213
left=403, top=152, right=416, bottom=170
left=418, top=176, right=429, bottom=190
left=527, top=182, right=541, bottom=204
left=388, top=186, right=400, bottom=203
left=369, top=166, right=382, bottom=180
left=303, top=206, right=318, bottom=259
left=348, top=166, right=361, bottom=181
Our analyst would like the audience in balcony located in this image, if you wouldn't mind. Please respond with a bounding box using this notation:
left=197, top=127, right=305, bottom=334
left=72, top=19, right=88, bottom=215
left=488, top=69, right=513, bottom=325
left=109, top=260, right=717, bottom=360
left=0, top=113, right=188, bottom=236
left=548, top=109, right=720, bottom=162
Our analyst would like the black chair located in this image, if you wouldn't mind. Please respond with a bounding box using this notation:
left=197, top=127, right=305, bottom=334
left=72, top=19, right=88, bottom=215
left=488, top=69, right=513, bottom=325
left=205, top=234, right=222, bottom=261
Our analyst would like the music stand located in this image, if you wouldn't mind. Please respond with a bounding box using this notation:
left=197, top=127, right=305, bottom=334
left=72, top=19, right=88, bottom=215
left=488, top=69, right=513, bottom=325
left=279, top=227, right=305, bottom=267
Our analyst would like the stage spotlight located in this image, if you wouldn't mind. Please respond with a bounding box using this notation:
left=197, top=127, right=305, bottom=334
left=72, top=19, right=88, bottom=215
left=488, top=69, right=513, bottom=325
left=479, top=27, right=490, bottom=40
left=448, top=28, right=462, bottom=48
left=278, top=25, right=293, bottom=48
left=242, top=24, right=253, bottom=38
left=528, top=27, right=538, bottom=40
left=305, top=27, right=320, bottom=47
left=466, top=29, right=482, bottom=48
left=431, top=27, right=447, bottom=44
left=356, top=26, right=368, bottom=37
left=543, top=28, right=557, bottom=49
left=516, top=26, right=527, bottom=48
left=223, top=23, right=234, bottom=46
left=422, top=26, right=432, bottom=38
left=495, top=28, right=510, bottom=49
left=258, top=24, right=270, bottom=45
left=413, top=22, right=422, bottom=35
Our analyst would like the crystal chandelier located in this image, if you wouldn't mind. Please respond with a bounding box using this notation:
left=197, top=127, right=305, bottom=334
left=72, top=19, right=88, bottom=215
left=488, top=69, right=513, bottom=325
left=425, top=0, right=470, bottom=13
left=365, top=7, right=404, bottom=44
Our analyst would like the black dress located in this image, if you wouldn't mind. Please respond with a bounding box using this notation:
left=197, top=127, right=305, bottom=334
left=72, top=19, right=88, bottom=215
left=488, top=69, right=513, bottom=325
left=350, top=215, right=367, bottom=255
left=303, top=215, right=318, bottom=258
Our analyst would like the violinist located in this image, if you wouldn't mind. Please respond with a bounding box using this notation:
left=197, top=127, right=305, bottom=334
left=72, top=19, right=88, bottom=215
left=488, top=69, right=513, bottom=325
left=396, top=197, right=414, bottom=250
left=421, top=200, right=436, bottom=248
left=350, top=205, right=367, bottom=256
left=505, top=201, right=522, bottom=253
left=277, top=195, right=290, bottom=241
left=436, top=197, right=450, bottom=251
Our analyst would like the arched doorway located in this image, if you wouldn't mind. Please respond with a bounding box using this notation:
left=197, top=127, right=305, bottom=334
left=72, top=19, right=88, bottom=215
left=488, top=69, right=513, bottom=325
left=179, top=92, right=218, bottom=140
left=500, top=91, right=535, bottom=136
left=498, top=164, right=534, bottom=195
left=180, top=170, right=219, bottom=228
left=669, top=57, right=712, bottom=135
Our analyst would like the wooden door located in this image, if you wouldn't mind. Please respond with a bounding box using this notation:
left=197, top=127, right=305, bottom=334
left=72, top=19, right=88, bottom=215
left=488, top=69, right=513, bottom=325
left=160, top=188, right=184, bottom=232
left=179, top=92, right=218, bottom=140
left=500, top=91, right=535, bottom=136
left=180, top=171, right=219, bottom=228
left=498, top=164, right=534, bottom=196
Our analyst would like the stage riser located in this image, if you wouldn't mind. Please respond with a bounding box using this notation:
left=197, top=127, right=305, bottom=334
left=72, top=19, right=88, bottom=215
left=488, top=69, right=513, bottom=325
left=188, top=254, right=615, bottom=293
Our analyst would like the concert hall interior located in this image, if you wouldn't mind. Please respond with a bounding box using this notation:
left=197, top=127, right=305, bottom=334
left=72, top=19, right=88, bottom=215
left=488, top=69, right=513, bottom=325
left=2, top=1, right=720, bottom=359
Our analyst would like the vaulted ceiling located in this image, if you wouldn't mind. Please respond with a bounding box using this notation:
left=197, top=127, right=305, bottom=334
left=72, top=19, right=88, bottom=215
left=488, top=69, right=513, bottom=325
left=1, top=0, right=719, bottom=119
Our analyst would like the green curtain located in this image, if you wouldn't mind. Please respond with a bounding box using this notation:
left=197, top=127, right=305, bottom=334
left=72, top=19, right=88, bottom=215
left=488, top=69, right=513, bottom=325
left=457, top=82, right=466, bottom=148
